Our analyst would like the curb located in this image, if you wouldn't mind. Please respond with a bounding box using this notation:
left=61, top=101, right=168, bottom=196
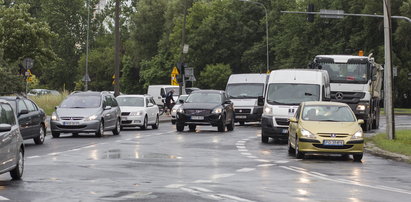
left=365, top=142, right=411, bottom=163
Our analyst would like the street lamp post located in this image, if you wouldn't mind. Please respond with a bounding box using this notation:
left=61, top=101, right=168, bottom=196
left=239, top=0, right=269, bottom=73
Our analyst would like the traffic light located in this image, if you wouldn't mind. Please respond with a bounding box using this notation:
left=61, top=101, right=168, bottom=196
left=307, top=3, right=314, bottom=22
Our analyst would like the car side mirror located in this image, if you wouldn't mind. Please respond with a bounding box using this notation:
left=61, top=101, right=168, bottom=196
left=179, top=99, right=185, bottom=104
left=289, top=117, right=297, bottom=123
left=147, top=103, right=154, bottom=107
left=104, top=106, right=112, bottom=110
left=357, top=119, right=364, bottom=125
left=257, top=96, right=264, bottom=106
left=19, top=109, right=29, bottom=116
left=0, top=124, right=12, bottom=132
left=55, top=106, right=59, bottom=110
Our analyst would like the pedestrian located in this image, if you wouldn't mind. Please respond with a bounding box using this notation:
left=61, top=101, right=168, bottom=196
left=165, top=89, right=175, bottom=115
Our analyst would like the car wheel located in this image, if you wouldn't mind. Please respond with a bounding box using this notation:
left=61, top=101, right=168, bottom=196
left=288, top=138, right=295, bottom=154
left=33, top=124, right=46, bottom=145
left=239, top=121, right=245, bottom=126
left=261, top=129, right=269, bottom=143
left=217, top=115, right=225, bottom=132
left=10, top=148, right=24, bottom=180
left=189, top=124, right=196, bottom=131
left=295, top=137, right=305, bottom=159
left=353, top=153, right=363, bottom=162
left=51, top=131, right=60, bottom=138
left=112, top=118, right=120, bottom=135
left=176, top=123, right=184, bottom=132
left=72, top=133, right=79, bottom=137
left=140, top=116, right=148, bottom=130
left=227, top=118, right=234, bottom=131
left=361, top=120, right=371, bottom=132
left=95, top=121, right=104, bottom=137
left=152, top=115, right=159, bottom=129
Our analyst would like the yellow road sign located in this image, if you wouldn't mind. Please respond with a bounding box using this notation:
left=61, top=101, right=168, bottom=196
left=171, top=73, right=178, bottom=86
left=172, top=66, right=179, bottom=75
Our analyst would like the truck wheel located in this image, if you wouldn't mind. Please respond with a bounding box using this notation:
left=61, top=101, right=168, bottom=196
left=372, top=108, right=380, bottom=129
left=361, top=120, right=371, bottom=132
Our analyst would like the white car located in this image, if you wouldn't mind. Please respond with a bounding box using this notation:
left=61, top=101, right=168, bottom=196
left=116, top=95, right=159, bottom=130
left=171, top=95, right=189, bottom=124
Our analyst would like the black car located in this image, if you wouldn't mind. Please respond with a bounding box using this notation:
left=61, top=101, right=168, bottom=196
left=175, top=90, right=235, bottom=132
left=0, top=96, right=47, bottom=144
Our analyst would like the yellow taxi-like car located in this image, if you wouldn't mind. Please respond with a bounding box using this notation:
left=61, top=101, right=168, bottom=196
left=288, top=101, right=364, bottom=161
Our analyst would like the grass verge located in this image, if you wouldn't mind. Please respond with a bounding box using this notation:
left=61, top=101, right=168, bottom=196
left=29, top=91, right=68, bottom=115
left=380, top=108, right=411, bottom=115
left=366, top=130, right=411, bottom=157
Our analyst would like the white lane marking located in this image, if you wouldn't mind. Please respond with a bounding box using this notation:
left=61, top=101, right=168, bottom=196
left=241, top=152, right=252, bottom=156
left=83, top=145, right=96, bottom=149
left=69, top=148, right=80, bottom=152
left=310, top=171, right=328, bottom=177
left=212, top=173, right=235, bottom=179
left=257, top=164, right=275, bottom=167
left=165, top=184, right=185, bottom=188
left=236, top=168, right=256, bottom=172
left=193, top=180, right=213, bottom=183
left=208, top=194, right=223, bottom=200
left=27, top=155, right=40, bottom=159
left=255, top=159, right=270, bottom=163
left=289, top=166, right=306, bottom=171
left=0, top=196, right=9, bottom=200
left=237, top=140, right=246, bottom=144
left=280, top=166, right=411, bottom=195
left=189, top=187, right=213, bottom=193
left=236, top=145, right=246, bottom=149
left=238, top=149, right=248, bottom=152
left=247, top=156, right=258, bottom=159
left=274, top=160, right=289, bottom=164
left=216, top=194, right=254, bottom=202
left=180, top=187, right=200, bottom=194
left=48, top=152, right=61, bottom=156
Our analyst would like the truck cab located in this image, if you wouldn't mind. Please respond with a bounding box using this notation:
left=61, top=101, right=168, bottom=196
left=261, top=69, right=330, bottom=143
left=225, top=74, right=268, bottom=125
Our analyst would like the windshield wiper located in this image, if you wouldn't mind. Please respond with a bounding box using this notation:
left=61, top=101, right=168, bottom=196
left=304, top=92, right=313, bottom=96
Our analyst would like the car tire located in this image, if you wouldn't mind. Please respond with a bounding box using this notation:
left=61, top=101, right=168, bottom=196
left=95, top=121, right=104, bottom=137
left=288, top=138, right=295, bottom=154
left=51, top=131, right=60, bottom=138
left=239, top=121, right=245, bottom=126
left=176, top=123, right=184, bottom=132
left=295, top=137, right=305, bottom=159
left=353, top=153, right=363, bottom=162
left=112, top=118, right=120, bottom=135
left=72, top=133, right=79, bottom=137
left=152, top=115, right=159, bottom=129
left=10, top=148, right=24, bottom=180
left=189, top=124, right=196, bottom=131
left=362, top=119, right=371, bottom=132
left=261, top=129, right=269, bottom=143
left=227, top=118, right=234, bottom=131
left=33, top=124, right=46, bottom=145
left=140, top=116, right=148, bottom=130
left=217, top=115, right=225, bottom=132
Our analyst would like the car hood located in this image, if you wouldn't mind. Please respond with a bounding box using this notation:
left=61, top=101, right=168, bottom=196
left=172, top=103, right=182, bottom=110
left=300, top=121, right=361, bottom=134
left=56, top=108, right=101, bottom=118
left=182, top=103, right=221, bottom=110
left=119, top=106, right=145, bottom=112
left=231, top=99, right=257, bottom=107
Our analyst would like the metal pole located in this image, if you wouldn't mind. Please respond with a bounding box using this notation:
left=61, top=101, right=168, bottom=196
left=114, top=0, right=120, bottom=97
left=383, top=0, right=395, bottom=139
left=85, top=0, right=90, bottom=91
left=179, top=0, right=188, bottom=96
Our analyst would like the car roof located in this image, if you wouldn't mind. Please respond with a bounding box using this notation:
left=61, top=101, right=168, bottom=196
left=70, top=91, right=110, bottom=96
left=191, top=90, right=224, bottom=94
left=117, top=94, right=151, bottom=98
left=0, top=96, right=25, bottom=101
left=303, top=101, right=349, bottom=107
left=0, top=99, right=10, bottom=104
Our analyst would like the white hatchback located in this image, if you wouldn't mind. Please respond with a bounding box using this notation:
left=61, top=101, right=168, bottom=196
left=116, top=95, right=159, bottom=130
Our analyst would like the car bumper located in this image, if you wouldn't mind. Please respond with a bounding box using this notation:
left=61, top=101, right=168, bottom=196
left=120, top=115, right=145, bottom=127
left=234, top=106, right=263, bottom=122
left=176, top=113, right=222, bottom=126
left=298, top=138, right=364, bottom=154
left=51, top=119, right=100, bottom=133
left=261, top=115, right=289, bottom=139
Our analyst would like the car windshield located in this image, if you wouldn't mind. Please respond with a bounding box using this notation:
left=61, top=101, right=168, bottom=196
left=166, top=87, right=180, bottom=96
left=116, top=97, right=145, bottom=107
left=226, top=83, right=264, bottom=99
left=302, top=105, right=356, bottom=122
left=267, top=84, right=320, bottom=105
left=319, top=63, right=368, bottom=84
left=178, top=95, right=189, bottom=102
left=185, top=92, right=222, bottom=103
left=60, top=95, right=101, bottom=108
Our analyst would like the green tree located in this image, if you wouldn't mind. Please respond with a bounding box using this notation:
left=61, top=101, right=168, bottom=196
left=198, top=63, right=232, bottom=90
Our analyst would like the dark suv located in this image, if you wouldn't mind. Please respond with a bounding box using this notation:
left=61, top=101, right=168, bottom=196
left=0, top=99, right=24, bottom=180
left=0, top=96, right=47, bottom=145
left=175, top=90, right=235, bottom=132
left=50, top=91, right=121, bottom=137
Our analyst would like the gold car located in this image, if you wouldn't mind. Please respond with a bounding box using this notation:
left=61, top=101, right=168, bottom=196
left=288, top=101, right=364, bottom=161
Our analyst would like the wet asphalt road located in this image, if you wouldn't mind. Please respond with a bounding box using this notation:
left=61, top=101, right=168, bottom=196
left=1, top=116, right=411, bottom=202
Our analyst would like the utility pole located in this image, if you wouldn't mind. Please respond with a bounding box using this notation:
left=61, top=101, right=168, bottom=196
left=179, top=0, right=188, bottom=96
left=114, top=0, right=120, bottom=97
left=383, top=0, right=395, bottom=139
left=85, top=0, right=90, bottom=91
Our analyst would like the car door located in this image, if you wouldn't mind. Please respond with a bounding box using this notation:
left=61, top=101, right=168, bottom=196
left=103, top=95, right=115, bottom=129
left=0, top=103, right=19, bottom=170
left=16, top=99, right=32, bottom=139
left=150, top=97, right=159, bottom=116
left=289, top=104, right=302, bottom=145
left=145, top=98, right=154, bottom=123
left=24, top=99, right=41, bottom=138
left=222, top=93, right=234, bottom=123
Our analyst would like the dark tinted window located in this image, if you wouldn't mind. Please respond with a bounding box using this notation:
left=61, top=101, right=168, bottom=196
left=186, top=92, right=222, bottom=103
left=0, top=104, right=16, bottom=125
left=24, top=99, right=37, bottom=112
left=17, top=100, right=28, bottom=113
left=226, top=83, right=264, bottom=98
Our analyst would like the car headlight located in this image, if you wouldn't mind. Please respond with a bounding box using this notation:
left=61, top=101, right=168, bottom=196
left=356, top=104, right=366, bottom=111
left=86, top=114, right=98, bottom=121
left=351, top=131, right=363, bottom=139
left=177, top=107, right=184, bottom=113
left=264, top=106, right=272, bottom=115
left=300, top=128, right=316, bottom=138
left=172, top=108, right=177, bottom=113
left=130, top=111, right=143, bottom=116
left=212, top=107, right=223, bottom=114
left=51, top=112, right=59, bottom=121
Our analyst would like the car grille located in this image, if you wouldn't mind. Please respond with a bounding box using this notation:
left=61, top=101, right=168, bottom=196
left=121, top=120, right=132, bottom=124
left=185, top=109, right=211, bottom=116
left=58, top=125, right=87, bottom=129
left=318, top=133, right=349, bottom=138
left=275, top=118, right=289, bottom=126
left=121, top=112, right=130, bottom=116
left=313, top=144, right=353, bottom=149
left=331, top=92, right=365, bottom=104
left=235, top=109, right=251, bottom=114
left=60, top=117, right=84, bottom=121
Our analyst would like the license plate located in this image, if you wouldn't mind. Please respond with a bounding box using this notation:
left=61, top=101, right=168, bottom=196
left=236, top=115, right=246, bottom=119
left=191, top=116, right=204, bottom=120
left=282, top=129, right=288, bottom=134
left=323, top=140, right=344, bottom=146
left=63, top=122, right=79, bottom=126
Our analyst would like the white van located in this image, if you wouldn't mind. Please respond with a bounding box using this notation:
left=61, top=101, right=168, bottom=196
left=147, top=85, right=184, bottom=106
left=225, top=73, right=268, bottom=125
left=261, top=69, right=330, bottom=143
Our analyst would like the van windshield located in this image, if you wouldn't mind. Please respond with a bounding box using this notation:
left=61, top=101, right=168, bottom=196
left=267, top=84, right=320, bottom=105
left=226, top=83, right=264, bottom=99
